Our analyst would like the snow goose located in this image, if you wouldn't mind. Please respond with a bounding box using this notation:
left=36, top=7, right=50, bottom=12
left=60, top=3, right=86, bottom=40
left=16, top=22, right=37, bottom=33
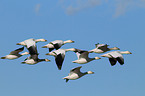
left=89, top=43, right=120, bottom=53
left=42, top=40, right=74, bottom=52
left=45, top=48, right=76, bottom=70
left=72, top=49, right=101, bottom=64
left=16, top=38, right=47, bottom=46
left=101, top=51, right=132, bottom=66
left=63, top=66, right=94, bottom=82
left=21, top=39, right=50, bottom=64
left=1, top=47, right=29, bottom=60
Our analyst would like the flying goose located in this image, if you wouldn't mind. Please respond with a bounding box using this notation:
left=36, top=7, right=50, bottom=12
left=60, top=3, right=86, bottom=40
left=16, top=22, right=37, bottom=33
left=63, top=66, right=94, bottom=82
left=42, top=40, right=74, bottom=52
left=72, top=48, right=101, bottom=64
left=45, top=48, right=76, bottom=70
left=89, top=43, right=120, bottom=53
left=101, top=51, right=132, bottom=66
left=21, top=39, right=50, bottom=64
left=16, top=38, right=47, bottom=46
left=1, top=47, right=29, bottom=60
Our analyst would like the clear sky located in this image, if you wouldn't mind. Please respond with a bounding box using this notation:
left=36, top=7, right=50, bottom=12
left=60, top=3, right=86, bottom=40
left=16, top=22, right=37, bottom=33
left=0, top=0, right=145, bottom=96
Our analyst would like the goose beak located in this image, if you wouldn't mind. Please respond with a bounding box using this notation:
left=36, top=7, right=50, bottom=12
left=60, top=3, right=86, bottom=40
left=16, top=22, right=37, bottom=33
left=45, top=59, right=51, bottom=62
left=45, top=53, right=50, bottom=55
left=16, top=43, right=21, bottom=45
left=101, top=55, right=106, bottom=57
left=129, top=52, right=132, bottom=54
left=42, top=46, right=47, bottom=48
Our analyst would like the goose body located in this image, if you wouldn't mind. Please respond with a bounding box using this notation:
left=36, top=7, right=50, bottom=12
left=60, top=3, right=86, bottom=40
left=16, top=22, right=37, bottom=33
left=22, top=56, right=49, bottom=65
left=42, top=40, right=74, bottom=52
left=16, top=38, right=47, bottom=46
left=1, top=47, right=29, bottom=60
left=72, top=49, right=101, bottom=64
left=21, top=39, right=50, bottom=64
left=46, top=48, right=76, bottom=70
left=63, top=66, right=94, bottom=82
left=101, top=51, right=132, bottom=66
left=89, top=43, right=120, bottom=53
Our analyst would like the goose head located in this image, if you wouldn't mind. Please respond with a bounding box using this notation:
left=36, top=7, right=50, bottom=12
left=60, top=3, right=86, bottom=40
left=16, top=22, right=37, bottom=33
left=16, top=42, right=26, bottom=46
left=45, top=59, right=51, bottom=62
left=63, top=40, right=75, bottom=44
left=94, top=57, right=101, bottom=60
left=87, top=71, right=94, bottom=74
left=119, top=51, right=132, bottom=54
left=109, top=47, right=120, bottom=50
left=35, top=39, right=47, bottom=43
left=65, top=48, right=77, bottom=52
left=45, top=52, right=56, bottom=56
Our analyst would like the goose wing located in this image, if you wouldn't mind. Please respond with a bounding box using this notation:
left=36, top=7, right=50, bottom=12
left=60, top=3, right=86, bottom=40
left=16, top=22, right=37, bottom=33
left=27, top=46, right=38, bottom=55
left=75, top=49, right=89, bottom=59
left=53, top=49, right=66, bottom=70
left=24, top=39, right=38, bottom=55
left=95, top=43, right=99, bottom=48
left=97, top=44, right=108, bottom=51
left=50, top=40, right=63, bottom=50
left=9, top=47, right=24, bottom=55
left=109, top=58, right=117, bottom=66
left=116, top=57, right=124, bottom=65
left=109, top=51, right=124, bottom=65
left=70, top=66, right=82, bottom=73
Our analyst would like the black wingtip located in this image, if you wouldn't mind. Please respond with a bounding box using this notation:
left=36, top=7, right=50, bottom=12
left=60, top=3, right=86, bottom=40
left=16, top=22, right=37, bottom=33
left=58, top=66, right=62, bottom=70
left=15, top=47, right=24, bottom=51
left=49, top=48, right=54, bottom=52
left=66, top=79, right=69, bottom=82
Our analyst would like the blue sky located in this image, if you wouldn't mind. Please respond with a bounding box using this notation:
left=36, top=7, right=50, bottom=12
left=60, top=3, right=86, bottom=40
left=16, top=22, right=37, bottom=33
left=0, top=0, right=145, bottom=96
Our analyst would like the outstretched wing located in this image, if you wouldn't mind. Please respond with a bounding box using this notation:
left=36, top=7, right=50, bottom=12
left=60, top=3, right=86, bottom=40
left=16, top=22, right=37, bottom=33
left=116, top=57, right=124, bottom=65
left=24, top=39, right=38, bottom=55
left=109, top=58, right=117, bottom=66
left=97, top=44, right=108, bottom=52
left=70, top=66, right=82, bottom=73
left=75, top=49, right=88, bottom=59
left=10, top=47, right=24, bottom=55
left=109, top=51, right=124, bottom=65
left=55, top=53, right=65, bottom=70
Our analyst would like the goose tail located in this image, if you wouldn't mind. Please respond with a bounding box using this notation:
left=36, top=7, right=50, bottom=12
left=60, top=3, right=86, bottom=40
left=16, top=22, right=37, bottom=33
left=1, top=57, right=6, bottom=59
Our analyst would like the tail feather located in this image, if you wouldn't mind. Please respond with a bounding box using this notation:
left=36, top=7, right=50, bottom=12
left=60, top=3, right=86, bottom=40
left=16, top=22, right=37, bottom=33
left=66, top=79, right=69, bottom=82
left=63, top=77, right=69, bottom=82
left=21, top=62, right=25, bottom=64
left=1, top=57, right=6, bottom=59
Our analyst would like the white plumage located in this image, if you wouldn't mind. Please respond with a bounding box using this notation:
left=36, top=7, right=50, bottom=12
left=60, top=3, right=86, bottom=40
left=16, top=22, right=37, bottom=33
left=89, top=43, right=120, bottom=53
left=46, top=48, right=76, bottom=70
left=42, top=40, right=74, bottom=52
left=72, top=48, right=101, bottom=64
left=1, top=47, right=29, bottom=60
left=21, top=39, right=50, bottom=64
left=101, top=51, right=132, bottom=66
left=63, top=66, right=94, bottom=82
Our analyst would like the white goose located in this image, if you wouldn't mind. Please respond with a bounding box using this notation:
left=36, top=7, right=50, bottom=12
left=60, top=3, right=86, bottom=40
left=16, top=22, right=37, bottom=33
left=42, top=40, right=74, bottom=52
left=1, top=47, right=29, bottom=60
left=89, top=43, right=120, bottom=53
left=72, top=48, right=101, bottom=64
left=21, top=39, right=50, bottom=64
left=16, top=38, right=47, bottom=46
left=101, top=51, right=132, bottom=66
left=45, top=48, right=76, bottom=70
left=63, top=66, right=94, bottom=82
